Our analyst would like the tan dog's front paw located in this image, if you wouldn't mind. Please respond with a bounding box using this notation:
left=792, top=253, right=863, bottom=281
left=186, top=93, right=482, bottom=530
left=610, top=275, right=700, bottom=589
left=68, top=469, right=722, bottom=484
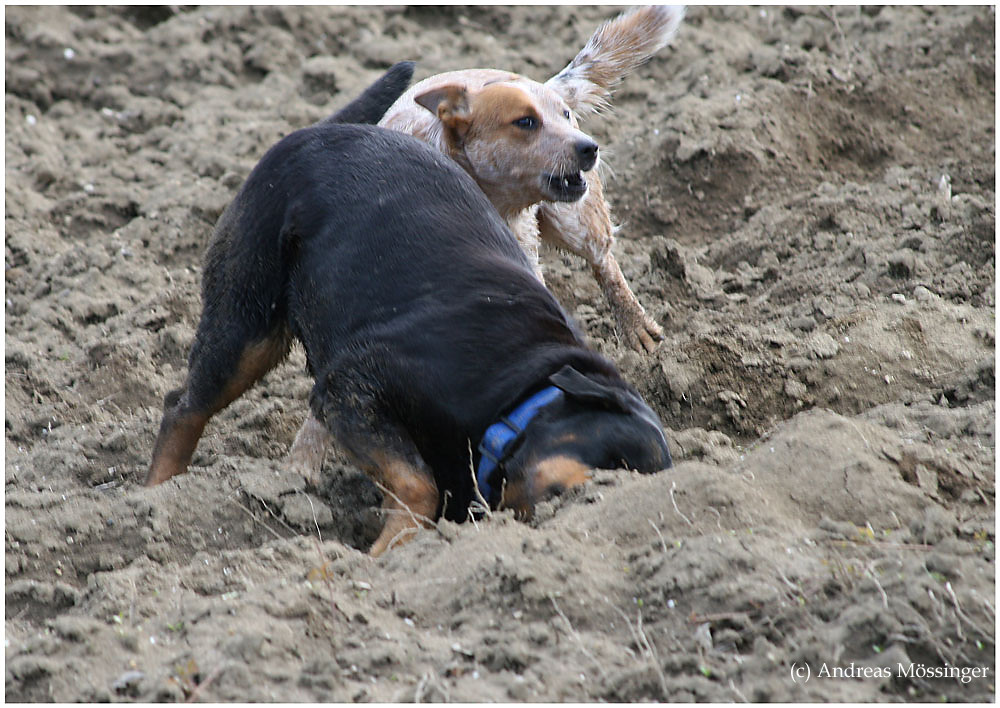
left=626, top=311, right=664, bottom=354
left=590, top=250, right=664, bottom=355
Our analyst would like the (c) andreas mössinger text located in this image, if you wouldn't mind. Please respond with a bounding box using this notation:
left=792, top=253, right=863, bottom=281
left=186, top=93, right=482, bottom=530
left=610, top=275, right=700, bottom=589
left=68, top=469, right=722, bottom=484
left=817, top=662, right=989, bottom=684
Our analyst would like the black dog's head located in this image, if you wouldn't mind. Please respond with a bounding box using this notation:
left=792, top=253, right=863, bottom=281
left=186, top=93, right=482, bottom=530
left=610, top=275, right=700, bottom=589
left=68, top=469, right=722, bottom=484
left=496, top=366, right=671, bottom=517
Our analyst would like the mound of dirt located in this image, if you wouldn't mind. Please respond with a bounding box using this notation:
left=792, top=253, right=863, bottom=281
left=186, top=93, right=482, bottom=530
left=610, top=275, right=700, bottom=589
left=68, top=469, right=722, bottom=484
left=6, top=6, right=994, bottom=702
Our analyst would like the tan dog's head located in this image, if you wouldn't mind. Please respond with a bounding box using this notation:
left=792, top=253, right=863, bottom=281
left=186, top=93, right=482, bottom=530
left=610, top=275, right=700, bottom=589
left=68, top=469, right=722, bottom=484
left=414, top=77, right=599, bottom=215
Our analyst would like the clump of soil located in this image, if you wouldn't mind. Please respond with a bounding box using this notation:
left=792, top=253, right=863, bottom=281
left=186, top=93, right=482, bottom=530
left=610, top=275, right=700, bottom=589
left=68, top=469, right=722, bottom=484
left=6, top=6, right=994, bottom=702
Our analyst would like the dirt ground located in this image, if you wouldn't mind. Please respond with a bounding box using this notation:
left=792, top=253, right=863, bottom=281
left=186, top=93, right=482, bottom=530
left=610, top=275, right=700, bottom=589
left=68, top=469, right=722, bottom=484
left=5, top=5, right=995, bottom=702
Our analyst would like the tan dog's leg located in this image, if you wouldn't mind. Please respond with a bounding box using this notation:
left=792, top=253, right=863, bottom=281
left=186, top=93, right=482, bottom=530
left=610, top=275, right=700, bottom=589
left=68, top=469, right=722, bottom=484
left=287, top=414, right=331, bottom=485
left=538, top=173, right=663, bottom=352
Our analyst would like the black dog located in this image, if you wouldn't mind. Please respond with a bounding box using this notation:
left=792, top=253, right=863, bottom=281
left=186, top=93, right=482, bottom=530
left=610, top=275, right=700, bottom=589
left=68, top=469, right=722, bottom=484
left=147, top=63, right=671, bottom=556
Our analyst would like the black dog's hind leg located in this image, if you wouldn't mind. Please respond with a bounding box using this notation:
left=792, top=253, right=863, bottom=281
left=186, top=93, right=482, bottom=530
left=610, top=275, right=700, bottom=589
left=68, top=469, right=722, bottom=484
left=146, top=321, right=290, bottom=486
left=147, top=208, right=293, bottom=486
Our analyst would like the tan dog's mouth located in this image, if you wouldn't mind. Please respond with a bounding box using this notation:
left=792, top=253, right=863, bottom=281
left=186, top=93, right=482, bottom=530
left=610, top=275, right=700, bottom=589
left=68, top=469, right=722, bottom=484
left=542, top=171, right=588, bottom=202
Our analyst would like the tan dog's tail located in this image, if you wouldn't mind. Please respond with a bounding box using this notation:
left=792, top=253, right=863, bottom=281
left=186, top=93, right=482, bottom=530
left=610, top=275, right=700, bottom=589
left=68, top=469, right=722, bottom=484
left=546, top=5, right=684, bottom=115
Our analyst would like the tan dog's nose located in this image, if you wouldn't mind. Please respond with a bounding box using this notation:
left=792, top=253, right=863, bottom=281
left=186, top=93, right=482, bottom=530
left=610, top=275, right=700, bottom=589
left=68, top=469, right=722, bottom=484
left=576, top=139, right=599, bottom=171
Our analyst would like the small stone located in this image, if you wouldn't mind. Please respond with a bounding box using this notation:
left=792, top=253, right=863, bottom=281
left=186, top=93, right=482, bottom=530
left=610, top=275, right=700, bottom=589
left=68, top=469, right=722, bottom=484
left=891, top=293, right=906, bottom=304
left=913, top=285, right=936, bottom=302
left=809, top=332, right=840, bottom=359
left=788, top=357, right=813, bottom=373
left=508, top=680, right=531, bottom=701
left=784, top=378, right=807, bottom=399
left=814, top=297, right=836, bottom=319
left=790, top=315, right=816, bottom=332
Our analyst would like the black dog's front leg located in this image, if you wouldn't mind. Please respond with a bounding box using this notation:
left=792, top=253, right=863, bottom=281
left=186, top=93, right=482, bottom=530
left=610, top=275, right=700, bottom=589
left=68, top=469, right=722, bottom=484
left=312, top=368, right=439, bottom=556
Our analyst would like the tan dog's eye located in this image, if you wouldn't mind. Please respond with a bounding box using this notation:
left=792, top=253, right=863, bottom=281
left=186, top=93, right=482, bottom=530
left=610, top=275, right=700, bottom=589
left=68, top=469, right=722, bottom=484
left=563, top=109, right=571, bottom=120
left=513, top=116, right=538, bottom=130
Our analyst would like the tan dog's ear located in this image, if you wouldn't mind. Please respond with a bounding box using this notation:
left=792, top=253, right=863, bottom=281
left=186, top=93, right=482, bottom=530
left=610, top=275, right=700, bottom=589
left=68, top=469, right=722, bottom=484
left=415, top=84, right=472, bottom=141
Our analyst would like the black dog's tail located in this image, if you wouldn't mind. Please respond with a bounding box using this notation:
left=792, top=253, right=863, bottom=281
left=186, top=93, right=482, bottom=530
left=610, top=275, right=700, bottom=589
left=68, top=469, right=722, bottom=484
left=319, top=61, right=415, bottom=126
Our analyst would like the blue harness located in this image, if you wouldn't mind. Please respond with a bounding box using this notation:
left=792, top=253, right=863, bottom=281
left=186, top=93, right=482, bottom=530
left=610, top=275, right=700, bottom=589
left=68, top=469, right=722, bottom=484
left=476, top=386, right=563, bottom=505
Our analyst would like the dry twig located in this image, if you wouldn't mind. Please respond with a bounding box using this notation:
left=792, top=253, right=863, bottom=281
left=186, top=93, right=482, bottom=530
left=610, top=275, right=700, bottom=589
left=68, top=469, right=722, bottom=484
left=669, top=481, right=693, bottom=527
left=608, top=600, right=668, bottom=699
left=466, top=439, right=492, bottom=524
left=184, top=665, right=223, bottom=703
left=648, top=518, right=669, bottom=554
left=550, top=595, right=605, bottom=680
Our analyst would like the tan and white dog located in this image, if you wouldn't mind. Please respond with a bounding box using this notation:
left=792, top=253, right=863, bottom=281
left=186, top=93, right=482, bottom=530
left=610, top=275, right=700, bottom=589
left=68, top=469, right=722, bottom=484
left=289, top=7, right=684, bottom=483
left=382, top=5, right=684, bottom=353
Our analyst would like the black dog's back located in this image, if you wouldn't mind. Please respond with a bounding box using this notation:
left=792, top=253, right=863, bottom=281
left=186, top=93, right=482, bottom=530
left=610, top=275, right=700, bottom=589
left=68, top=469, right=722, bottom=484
left=250, top=122, right=595, bottom=425
left=198, top=61, right=418, bottom=344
